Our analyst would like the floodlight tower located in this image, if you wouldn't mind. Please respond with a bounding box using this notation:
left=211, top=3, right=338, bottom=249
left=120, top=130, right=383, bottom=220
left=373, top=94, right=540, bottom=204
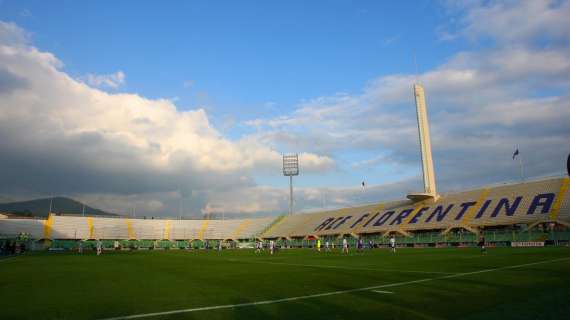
left=283, top=154, right=299, bottom=215
left=407, top=84, right=438, bottom=202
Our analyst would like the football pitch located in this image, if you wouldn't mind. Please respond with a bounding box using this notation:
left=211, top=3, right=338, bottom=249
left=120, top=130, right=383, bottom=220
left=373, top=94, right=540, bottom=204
left=1, top=247, right=570, bottom=320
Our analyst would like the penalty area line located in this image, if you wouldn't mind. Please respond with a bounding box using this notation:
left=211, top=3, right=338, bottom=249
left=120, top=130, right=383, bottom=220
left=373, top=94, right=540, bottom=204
left=98, top=257, right=570, bottom=320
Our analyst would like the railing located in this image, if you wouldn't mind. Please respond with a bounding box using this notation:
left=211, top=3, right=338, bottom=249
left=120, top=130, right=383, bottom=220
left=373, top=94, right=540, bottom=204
left=3, top=230, right=570, bottom=251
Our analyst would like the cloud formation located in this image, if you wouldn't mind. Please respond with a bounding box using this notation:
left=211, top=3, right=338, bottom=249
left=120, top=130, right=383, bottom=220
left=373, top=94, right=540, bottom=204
left=457, top=0, right=570, bottom=43
left=82, top=71, right=126, bottom=89
left=0, top=21, right=333, bottom=216
left=247, top=0, right=570, bottom=191
left=1, top=1, right=569, bottom=217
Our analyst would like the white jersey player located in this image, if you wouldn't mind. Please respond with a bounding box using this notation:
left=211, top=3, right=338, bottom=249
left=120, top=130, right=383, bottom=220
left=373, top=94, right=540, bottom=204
left=342, top=238, right=348, bottom=254
left=269, top=240, right=275, bottom=255
left=390, top=236, right=396, bottom=253
left=96, top=240, right=102, bottom=256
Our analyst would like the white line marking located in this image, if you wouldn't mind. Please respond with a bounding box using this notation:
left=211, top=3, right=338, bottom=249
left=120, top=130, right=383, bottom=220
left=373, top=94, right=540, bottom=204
left=372, top=290, right=394, bottom=294
left=230, top=259, right=457, bottom=275
left=99, top=257, right=570, bottom=320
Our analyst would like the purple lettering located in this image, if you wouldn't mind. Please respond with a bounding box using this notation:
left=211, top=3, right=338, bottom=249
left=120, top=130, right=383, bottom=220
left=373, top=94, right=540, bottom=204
left=426, top=204, right=455, bottom=223
left=527, top=193, right=555, bottom=215
left=373, top=211, right=395, bottom=227
left=409, top=207, right=430, bottom=224
left=474, top=200, right=492, bottom=219
left=390, top=209, right=413, bottom=225
left=314, top=217, right=335, bottom=231
left=324, top=217, right=344, bottom=230
left=454, top=202, right=477, bottom=221
left=363, top=212, right=380, bottom=228
left=491, top=197, right=522, bottom=217
left=333, top=216, right=353, bottom=230
left=350, top=213, right=370, bottom=228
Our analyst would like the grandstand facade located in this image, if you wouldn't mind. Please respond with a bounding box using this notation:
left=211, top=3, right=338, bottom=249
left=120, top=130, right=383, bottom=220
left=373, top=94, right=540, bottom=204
left=262, top=176, right=570, bottom=239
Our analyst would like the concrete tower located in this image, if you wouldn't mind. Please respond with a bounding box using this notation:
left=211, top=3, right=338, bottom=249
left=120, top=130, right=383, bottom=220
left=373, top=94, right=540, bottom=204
left=407, top=84, right=438, bottom=201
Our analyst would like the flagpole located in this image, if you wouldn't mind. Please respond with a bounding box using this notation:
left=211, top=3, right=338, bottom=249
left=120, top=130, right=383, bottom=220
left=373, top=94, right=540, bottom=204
left=519, top=155, right=524, bottom=181
left=515, top=145, right=524, bottom=182
left=361, top=181, right=366, bottom=204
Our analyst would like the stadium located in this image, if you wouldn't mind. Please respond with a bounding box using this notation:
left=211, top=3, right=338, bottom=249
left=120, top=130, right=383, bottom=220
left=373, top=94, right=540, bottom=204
left=2, top=82, right=570, bottom=319
left=2, top=2, right=570, bottom=320
left=2, top=87, right=570, bottom=250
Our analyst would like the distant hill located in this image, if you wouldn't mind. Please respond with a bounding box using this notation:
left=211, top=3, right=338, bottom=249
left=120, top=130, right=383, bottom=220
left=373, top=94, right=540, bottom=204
left=0, top=197, right=117, bottom=217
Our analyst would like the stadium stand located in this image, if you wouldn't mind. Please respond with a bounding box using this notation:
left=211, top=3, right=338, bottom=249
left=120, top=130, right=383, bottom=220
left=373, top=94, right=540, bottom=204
left=262, top=176, right=570, bottom=241
left=0, top=215, right=273, bottom=242
left=1, top=178, right=568, bottom=250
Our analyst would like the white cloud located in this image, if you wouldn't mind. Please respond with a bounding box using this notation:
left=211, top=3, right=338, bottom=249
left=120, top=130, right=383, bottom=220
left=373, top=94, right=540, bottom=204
left=0, top=21, right=29, bottom=46
left=459, top=0, right=570, bottom=43
left=82, top=70, right=126, bottom=89
left=0, top=21, right=334, bottom=217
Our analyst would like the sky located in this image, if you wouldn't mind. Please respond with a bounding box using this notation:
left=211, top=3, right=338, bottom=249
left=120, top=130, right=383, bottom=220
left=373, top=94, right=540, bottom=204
left=0, top=0, right=569, bottom=218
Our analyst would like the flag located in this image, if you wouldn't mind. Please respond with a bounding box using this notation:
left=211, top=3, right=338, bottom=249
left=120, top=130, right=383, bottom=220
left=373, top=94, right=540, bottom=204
left=512, top=149, right=519, bottom=160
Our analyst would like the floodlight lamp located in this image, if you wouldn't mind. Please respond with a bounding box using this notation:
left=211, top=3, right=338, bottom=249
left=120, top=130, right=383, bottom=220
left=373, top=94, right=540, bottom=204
left=283, top=154, right=299, bottom=176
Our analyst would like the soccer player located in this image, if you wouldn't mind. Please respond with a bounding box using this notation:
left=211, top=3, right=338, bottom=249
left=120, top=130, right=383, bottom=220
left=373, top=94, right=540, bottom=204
left=325, top=240, right=330, bottom=252
left=342, top=238, right=349, bottom=254
left=78, top=241, right=83, bottom=254
left=478, top=235, right=487, bottom=254
left=389, top=236, right=396, bottom=253
left=96, top=239, right=102, bottom=256
left=316, top=239, right=321, bottom=252
left=269, top=240, right=275, bottom=255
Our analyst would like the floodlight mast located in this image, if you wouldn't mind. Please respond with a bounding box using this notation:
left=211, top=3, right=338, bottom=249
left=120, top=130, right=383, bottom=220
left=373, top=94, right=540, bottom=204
left=407, top=83, right=438, bottom=202
left=283, top=154, right=299, bottom=215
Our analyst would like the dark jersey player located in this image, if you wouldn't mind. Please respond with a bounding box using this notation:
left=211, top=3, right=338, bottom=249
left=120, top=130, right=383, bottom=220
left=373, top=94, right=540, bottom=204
left=478, top=235, right=486, bottom=254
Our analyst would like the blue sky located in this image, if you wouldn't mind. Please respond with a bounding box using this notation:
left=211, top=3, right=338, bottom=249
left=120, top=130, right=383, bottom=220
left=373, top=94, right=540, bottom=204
left=1, top=1, right=461, bottom=121
left=1, top=0, right=456, bottom=187
left=0, top=1, right=569, bottom=216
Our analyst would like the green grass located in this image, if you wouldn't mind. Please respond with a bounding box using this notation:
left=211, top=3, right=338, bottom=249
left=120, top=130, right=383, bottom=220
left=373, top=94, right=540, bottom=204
left=1, top=247, right=570, bottom=320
